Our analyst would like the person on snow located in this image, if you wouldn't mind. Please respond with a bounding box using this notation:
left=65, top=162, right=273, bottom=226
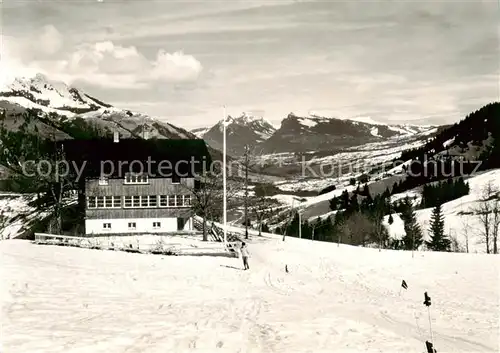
left=240, top=242, right=250, bottom=270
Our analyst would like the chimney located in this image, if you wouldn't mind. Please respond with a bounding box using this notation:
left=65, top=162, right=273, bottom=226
left=113, top=131, right=119, bottom=143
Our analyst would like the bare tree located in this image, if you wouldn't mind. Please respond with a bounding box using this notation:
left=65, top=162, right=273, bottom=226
left=448, top=228, right=464, bottom=253
left=471, top=181, right=500, bottom=254
left=460, top=215, right=471, bottom=253
left=238, top=144, right=269, bottom=238
left=243, top=145, right=250, bottom=238
left=250, top=197, right=279, bottom=235
left=0, top=124, right=76, bottom=234
left=185, top=165, right=238, bottom=241
left=337, top=212, right=372, bottom=246
left=0, top=209, right=8, bottom=240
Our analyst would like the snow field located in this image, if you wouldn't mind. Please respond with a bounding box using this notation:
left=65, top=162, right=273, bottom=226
left=1, top=233, right=498, bottom=353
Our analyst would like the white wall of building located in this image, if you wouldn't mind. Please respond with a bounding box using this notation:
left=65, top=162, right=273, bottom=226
left=86, top=217, right=178, bottom=235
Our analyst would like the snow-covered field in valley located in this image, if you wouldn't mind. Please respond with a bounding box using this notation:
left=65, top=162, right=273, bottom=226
left=1, top=234, right=498, bottom=353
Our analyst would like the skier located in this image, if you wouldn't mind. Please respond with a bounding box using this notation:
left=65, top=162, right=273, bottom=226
left=240, top=242, right=250, bottom=270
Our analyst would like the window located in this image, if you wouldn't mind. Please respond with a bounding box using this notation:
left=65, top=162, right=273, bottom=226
left=87, top=197, right=97, bottom=208
left=124, top=196, right=132, bottom=208
left=87, top=196, right=122, bottom=208
left=128, top=222, right=136, bottom=230
left=148, top=195, right=157, bottom=207
left=104, top=196, right=113, bottom=208
left=103, top=223, right=111, bottom=230
left=153, top=222, right=161, bottom=229
left=168, top=195, right=176, bottom=207
left=139, top=196, right=157, bottom=207
left=159, top=195, right=168, bottom=207
left=172, top=174, right=181, bottom=184
left=131, top=196, right=141, bottom=207
left=183, top=195, right=192, bottom=206
left=98, top=177, right=109, bottom=185
left=112, top=196, right=121, bottom=208
left=123, top=195, right=157, bottom=208
left=124, top=173, right=149, bottom=185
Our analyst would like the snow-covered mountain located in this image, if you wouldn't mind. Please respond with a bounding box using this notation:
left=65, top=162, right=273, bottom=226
left=0, top=73, right=195, bottom=141
left=191, top=127, right=210, bottom=138
left=0, top=73, right=113, bottom=114
left=195, top=112, right=276, bottom=156
left=259, top=113, right=437, bottom=155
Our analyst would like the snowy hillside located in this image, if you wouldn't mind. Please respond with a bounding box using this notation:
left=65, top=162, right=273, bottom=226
left=258, top=113, right=437, bottom=155
left=0, top=74, right=196, bottom=141
left=0, top=194, right=41, bottom=240
left=384, top=169, right=500, bottom=253
left=191, top=127, right=210, bottom=138
left=310, top=113, right=435, bottom=136
left=198, top=112, right=276, bottom=156
left=0, top=73, right=114, bottom=116
left=1, top=233, right=497, bottom=352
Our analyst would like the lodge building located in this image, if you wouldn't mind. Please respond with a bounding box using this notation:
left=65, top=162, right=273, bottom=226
left=60, top=136, right=211, bottom=235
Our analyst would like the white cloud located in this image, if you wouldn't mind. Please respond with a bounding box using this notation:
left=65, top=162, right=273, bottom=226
left=38, top=25, right=63, bottom=55
left=0, top=35, right=39, bottom=87
left=1, top=24, right=203, bottom=89
left=151, top=50, right=202, bottom=82
left=56, top=42, right=203, bottom=88
left=67, top=41, right=150, bottom=74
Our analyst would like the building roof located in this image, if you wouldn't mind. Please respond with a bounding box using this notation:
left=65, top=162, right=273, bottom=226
left=59, top=138, right=212, bottom=178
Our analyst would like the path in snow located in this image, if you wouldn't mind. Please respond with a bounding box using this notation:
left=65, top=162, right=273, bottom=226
left=1, top=237, right=498, bottom=353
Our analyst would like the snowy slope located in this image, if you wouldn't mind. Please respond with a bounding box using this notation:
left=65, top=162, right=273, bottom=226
left=1, top=234, right=497, bottom=352
left=191, top=127, right=210, bottom=138
left=384, top=169, right=500, bottom=253
left=307, top=113, right=436, bottom=136
left=0, top=74, right=196, bottom=141
left=0, top=73, right=113, bottom=116
left=0, top=194, right=42, bottom=240
left=267, top=168, right=500, bottom=253
left=199, top=113, right=276, bottom=156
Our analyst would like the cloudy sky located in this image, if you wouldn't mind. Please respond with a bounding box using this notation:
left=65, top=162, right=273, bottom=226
left=0, top=0, right=498, bottom=129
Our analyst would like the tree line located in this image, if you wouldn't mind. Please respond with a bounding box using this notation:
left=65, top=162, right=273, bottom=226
left=268, top=177, right=489, bottom=253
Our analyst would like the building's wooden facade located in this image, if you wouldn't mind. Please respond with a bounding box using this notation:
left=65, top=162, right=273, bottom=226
left=60, top=137, right=211, bottom=235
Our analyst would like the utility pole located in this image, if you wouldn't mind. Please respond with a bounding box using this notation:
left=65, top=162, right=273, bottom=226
left=292, top=196, right=305, bottom=239
left=244, top=144, right=249, bottom=239
left=298, top=211, right=301, bottom=239
left=222, top=106, right=227, bottom=245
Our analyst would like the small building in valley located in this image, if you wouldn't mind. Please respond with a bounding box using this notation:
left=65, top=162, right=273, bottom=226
left=60, top=137, right=211, bottom=235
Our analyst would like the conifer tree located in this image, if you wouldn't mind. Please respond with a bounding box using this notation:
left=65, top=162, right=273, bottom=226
left=362, top=183, right=370, bottom=196
left=426, top=203, right=451, bottom=251
left=400, top=197, right=423, bottom=250
left=329, top=196, right=338, bottom=211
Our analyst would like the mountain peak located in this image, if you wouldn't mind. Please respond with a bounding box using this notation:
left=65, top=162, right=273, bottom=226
left=0, top=72, right=115, bottom=115
left=196, top=112, right=276, bottom=156
left=0, top=73, right=196, bottom=142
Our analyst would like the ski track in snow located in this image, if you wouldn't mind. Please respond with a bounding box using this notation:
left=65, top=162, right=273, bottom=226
left=1, top=238, right=498, bottom=353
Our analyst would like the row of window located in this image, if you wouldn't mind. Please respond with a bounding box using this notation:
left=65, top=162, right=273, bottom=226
left=102, top=221, right=162, bottom=230
left=87, top=195, right=192, bottom=209
left=98, top=174, right=182, bottom=185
